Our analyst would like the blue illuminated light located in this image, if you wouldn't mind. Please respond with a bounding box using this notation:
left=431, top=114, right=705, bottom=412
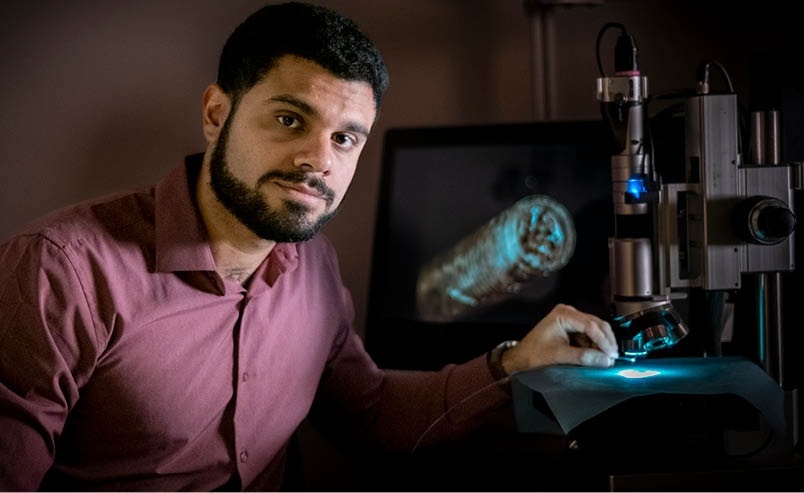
left=618, top=369, right=660, bottom=379
left=626, top=176, right=647, bottom=199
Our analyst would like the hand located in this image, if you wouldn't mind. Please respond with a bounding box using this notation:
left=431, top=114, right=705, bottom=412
left=502, top=303, right=619, bottom=373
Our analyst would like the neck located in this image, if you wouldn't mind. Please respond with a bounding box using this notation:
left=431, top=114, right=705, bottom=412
left=210, top=239, right=274, bottom=284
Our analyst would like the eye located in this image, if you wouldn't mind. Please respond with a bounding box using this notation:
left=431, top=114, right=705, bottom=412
left=333, top=132, right=358, bottom=149
left=276, top=115, right=301, bottom=129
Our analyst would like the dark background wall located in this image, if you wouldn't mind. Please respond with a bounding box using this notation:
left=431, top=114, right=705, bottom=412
left=4, top=0, right=800, bottom=338
left=3, top=1, right=802, bottom=488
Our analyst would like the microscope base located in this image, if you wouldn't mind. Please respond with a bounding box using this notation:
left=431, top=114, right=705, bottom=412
left=511, top=356, right=797, bottom=472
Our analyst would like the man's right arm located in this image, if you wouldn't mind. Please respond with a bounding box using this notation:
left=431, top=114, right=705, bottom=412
left=0, top=233, right=99, bottom=491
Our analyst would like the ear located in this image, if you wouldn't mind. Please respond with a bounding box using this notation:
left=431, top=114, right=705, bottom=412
left=202, top=84, right=231, bottom=143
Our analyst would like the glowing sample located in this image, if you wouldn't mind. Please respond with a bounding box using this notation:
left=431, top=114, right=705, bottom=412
left=618, top=369, right=660, bottom=379
left=416, top=194, right=576, bottom=322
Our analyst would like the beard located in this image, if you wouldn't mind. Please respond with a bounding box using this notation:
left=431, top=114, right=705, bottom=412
left=209, top=115, right=339, bottom=243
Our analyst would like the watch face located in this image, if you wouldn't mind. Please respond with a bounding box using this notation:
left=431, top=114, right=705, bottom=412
left=489, top=340, right=517, bottom=381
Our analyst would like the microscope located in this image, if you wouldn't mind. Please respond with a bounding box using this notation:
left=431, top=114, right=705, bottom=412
left=510, top=24, right=801, bottom=484
left=595, top=23, right=799, bottom=372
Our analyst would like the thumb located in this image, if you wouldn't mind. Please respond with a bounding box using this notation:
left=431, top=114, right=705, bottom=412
left=559, top=345, right=615, bottom=368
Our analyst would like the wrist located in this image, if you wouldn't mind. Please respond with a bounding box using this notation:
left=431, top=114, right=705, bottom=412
left=487, top=339, right=518, bottom=381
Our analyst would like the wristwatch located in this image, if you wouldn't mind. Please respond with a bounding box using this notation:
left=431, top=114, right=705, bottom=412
left=487, top=339, right=518, bottom=382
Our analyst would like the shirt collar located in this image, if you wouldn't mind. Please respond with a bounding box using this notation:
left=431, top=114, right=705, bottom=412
left=154, top=153, right=215, bottom=273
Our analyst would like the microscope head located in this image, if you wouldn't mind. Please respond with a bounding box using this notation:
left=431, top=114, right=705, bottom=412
left=612, top=300, right=689, bottom=358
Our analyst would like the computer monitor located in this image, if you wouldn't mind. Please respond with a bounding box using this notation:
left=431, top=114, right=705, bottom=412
left=364, top=120, right=616, bottom=370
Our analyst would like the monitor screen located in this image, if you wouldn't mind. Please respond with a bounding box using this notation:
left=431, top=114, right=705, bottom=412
left=365, top=120, right=616, bottom=370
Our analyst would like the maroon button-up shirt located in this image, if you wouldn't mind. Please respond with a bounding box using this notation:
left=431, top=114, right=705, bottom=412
left=0, top=155, right=508, bottom=491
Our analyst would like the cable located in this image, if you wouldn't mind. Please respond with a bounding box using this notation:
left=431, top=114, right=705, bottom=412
left=696, top=59, right=735, bottom=95
left=595, top=22, right=627, bottom=77
left=696, top=60, right=747, bottom=158
left=410, top=377, right=511, bottom=454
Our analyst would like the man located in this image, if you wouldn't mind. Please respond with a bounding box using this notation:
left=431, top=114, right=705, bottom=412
left=0, top=2, right=618, bottom=490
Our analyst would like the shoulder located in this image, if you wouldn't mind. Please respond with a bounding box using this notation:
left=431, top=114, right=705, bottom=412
left=4, top=186, right=157, bottom=267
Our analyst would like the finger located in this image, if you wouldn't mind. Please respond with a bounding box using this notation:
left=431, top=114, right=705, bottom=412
left=557, top=307, right=618, bottom=358
left=583, top=318, right=619, bottom=358
left=581, top=348, right=616, bottom=367
left=552, top=343, right=614, bottom=367
left=562, top=345, right=615, bottom=368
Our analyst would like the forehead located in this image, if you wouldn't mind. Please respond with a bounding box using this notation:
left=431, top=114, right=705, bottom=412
left=241, top=55, right=377, bottom=126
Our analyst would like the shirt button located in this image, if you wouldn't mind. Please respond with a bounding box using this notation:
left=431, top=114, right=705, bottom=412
left=242, top=372, right=249, bottom=382
left=240, top=450, right=248, bottom=463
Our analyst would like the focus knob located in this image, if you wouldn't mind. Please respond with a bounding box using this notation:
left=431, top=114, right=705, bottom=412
left=734, top=196, right=796, bottom=245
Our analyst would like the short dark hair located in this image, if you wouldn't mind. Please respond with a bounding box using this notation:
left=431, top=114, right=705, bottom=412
left=217, top=2, right=389, bottom=113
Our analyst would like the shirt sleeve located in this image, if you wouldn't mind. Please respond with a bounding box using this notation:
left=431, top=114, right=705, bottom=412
left=310, top=313, right=512, bottom=453
left=0, top=233, right=102, bottom=491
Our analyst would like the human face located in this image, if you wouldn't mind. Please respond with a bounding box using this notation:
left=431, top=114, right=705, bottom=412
left=205, top=55, right=376, bottom=242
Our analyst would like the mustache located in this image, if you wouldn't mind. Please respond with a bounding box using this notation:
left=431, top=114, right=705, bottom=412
left=258, top=170, right=336, bottom=203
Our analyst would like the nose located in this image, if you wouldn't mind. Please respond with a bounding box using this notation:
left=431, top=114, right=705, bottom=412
left=294, top=134, right=332, bottom=174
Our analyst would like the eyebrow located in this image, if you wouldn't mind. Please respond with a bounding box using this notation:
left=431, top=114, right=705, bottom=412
left=269, top=94, right=370, bottom=137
